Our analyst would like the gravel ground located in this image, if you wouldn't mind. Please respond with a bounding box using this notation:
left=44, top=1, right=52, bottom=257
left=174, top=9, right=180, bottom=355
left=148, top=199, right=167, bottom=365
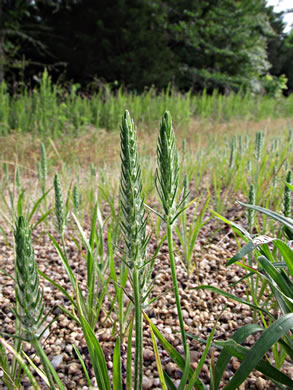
left=0, top=200, right=292, bottom=389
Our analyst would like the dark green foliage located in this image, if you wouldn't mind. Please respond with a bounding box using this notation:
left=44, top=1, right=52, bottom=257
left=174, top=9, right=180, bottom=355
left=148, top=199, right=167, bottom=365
left=281, top=32, right=293, bottom=92
left=2, top=0, right=293, bottom=93
left=167, top=0, right=272, bottom=92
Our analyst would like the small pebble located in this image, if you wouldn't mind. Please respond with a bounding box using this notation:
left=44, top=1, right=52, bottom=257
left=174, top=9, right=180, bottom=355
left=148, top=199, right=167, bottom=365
left=68, top=362, right=80, bottom=374
left=166, top=362, right=176, bottom=376
left=256, top=377, right=266, bottom=389
left=51, top=354, right=63, bottom=369
left=143, top=349, right=154, bottom=361
left=65, top=344, right=73, bottom=353
left=142, top=376, right=153, bottom=389
left=232, top=359, right=240, bottom=371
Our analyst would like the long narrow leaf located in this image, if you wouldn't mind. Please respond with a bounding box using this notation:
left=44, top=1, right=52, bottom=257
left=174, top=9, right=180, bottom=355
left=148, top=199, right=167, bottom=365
left=215, top=339, right=293, bottom=388
left=38, top=269, right=76, bottom=308
left=32, top=208, right=53, bottom=231
left=214, top=324, right=263, bottom=389
left=146, top=315, right=207, bottom=389
left=113, top=337, right=122, bottom=390
left=238, top=202, right=293, bottom=230
left=210, top=210, right=251, bottom=240
left=32, top=337, right=66, bottom=390
left=195, top=286, right=274, bottom=319
left=78, top=310, right=111, bottom=389
left=126, top=318, right=133, bottom=390
left=258, top=256, right=293, bottom=300
left=72, top=345, right=92, bottom=387
left=163, top=371, right=177, bottom=390
left=48, top=234, right=76, bottom=288
left=222, top=314, right=293, bottom=390
left=148, top=321, right=168, bottom=390
left=27, top=188, right=52, bottom=223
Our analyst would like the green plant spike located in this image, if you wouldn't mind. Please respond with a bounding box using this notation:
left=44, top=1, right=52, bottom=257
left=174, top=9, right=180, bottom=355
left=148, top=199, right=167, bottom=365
left=14, top=217, right=65, bottom=389
left=15, top=166, right=21, bottom=192
left=73, top=184, right=80, bottom=212
left=119, top=110, right=148, bottom=390
left=40, top=142, right=48, bottom=192
left=90, top=162, right=96, bottom=177
left=182, top=138, right=187, bottom=164
left=229, top=135, right=236, bottom=169
left=54, top=173, right=65, bottom=236
left=14, top=216, right=44, bottom=339
left=3, top=162, right=9, bottom=182
left=155, top=111, right=188, bottom=359
left=255, top=131, right=264, bottom=162
left=248, top=184, right=255, bottom=232
left=283, top=170, right=291, bottom=218
left=156, top=111, right=179, bottom=221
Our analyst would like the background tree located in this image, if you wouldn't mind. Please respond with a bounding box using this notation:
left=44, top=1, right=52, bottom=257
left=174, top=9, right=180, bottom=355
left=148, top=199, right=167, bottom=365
left=280, top=30, right=293, bottom=92
left=1, top=0, right=292, bottom=94
left=0, top=1, right=48, bottom=87
left=166, top=0, right=273, bottom=92
left=36, top=0, right=175, bottom=89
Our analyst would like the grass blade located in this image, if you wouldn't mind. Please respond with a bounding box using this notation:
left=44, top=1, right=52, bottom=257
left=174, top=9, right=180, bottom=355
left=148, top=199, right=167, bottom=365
left=196, top=285, right=274, bottom=319
left=146, top=315, right=207, bottom=389
left=27, top=188, right=51, bottom=223
left=0, top=338, right=40, bottom=390
left=238, top=202, right=293, bottom=230
left=214, top=324, right=263, bottom=389
left=72, top=345, right=92, bottom=388
left=113, top=337, right=123, bottom=390
left=144, top=312, right=167, bottom=390
left=126, top=318, right=133, bottom=390
left=222, top=314, right=293, bottom=389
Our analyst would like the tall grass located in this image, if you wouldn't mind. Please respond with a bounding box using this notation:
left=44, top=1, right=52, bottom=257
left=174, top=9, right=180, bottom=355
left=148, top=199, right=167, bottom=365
left=1, top=70, right=293, bottom=137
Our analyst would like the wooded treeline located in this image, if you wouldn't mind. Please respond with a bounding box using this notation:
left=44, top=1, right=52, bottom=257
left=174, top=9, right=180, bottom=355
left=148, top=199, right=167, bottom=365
left=1, top=0, right=293, bottom=94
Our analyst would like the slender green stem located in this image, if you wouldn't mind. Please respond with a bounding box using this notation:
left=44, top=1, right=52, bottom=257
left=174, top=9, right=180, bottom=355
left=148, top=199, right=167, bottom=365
left=167, top=221, right=187, bottom=352
left=61, top=234, right=68, bottom=269
left=133, top=265, right=143, bottom=390
left=31, top=336, right=56, bottom=390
